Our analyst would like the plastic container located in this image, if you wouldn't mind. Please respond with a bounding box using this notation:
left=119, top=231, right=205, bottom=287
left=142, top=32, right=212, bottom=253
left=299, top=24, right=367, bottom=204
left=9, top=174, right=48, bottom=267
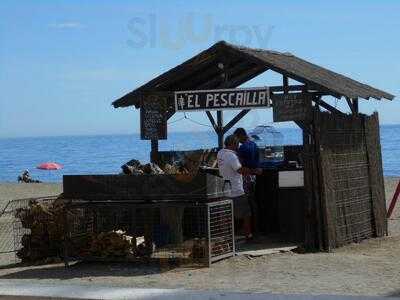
left=248, top=125, right=285, bottom=168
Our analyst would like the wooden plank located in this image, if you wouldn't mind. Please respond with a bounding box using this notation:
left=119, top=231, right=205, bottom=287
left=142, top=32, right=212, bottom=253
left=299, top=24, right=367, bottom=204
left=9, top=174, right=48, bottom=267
left=364, top=112, right=387, bottom=237
left=140, top=95, right=168, bottom=140
left=272, top=92, right=313, bottom=122
left=174, top=87, right=270, bottom=112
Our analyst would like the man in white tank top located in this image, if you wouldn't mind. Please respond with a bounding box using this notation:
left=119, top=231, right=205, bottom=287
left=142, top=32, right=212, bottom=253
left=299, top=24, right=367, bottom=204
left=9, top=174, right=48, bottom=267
left=217, top=135, right=261, bottom=240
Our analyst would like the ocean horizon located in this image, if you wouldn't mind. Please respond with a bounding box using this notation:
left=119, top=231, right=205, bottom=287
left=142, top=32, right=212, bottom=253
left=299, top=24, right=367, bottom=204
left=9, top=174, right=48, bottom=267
left=1, top=125, right=399, bottom=183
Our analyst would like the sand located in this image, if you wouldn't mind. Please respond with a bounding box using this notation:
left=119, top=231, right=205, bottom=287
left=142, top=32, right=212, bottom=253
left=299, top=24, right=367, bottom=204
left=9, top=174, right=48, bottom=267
left=0, top=179, right=399, bottom=297
left=0, top=183, right=62, bottom=211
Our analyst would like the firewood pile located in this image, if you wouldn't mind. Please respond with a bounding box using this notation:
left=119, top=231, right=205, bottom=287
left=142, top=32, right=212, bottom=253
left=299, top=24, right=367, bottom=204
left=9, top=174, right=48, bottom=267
left=15, top=199, right=66, bottom=262
left=83, top=230, right=135, bottom=258
left=121, top=159, right=190, bottom=175
left=15, top=200, right=146, bottom=261
left=14, top=197, right=209, bottom=262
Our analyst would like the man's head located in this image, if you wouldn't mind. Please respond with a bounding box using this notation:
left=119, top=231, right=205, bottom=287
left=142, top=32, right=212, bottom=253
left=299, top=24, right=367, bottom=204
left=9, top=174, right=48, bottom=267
left=233, top=127, right=248, bottom=143
left=224, top=135, right=239, bottom=151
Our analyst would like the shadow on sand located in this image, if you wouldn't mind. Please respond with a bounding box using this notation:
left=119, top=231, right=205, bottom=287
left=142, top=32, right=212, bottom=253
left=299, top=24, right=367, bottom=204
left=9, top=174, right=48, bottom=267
left=386, top=290, right=400, bottom=298
left=0, top=261, right=201, bottom=280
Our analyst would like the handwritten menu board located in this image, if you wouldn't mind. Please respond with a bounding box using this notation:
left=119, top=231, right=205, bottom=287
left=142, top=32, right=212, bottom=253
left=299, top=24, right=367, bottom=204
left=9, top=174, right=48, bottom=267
left=140, top=95, right=167, bottom=140
left=272, top=92, right=312, bottom=122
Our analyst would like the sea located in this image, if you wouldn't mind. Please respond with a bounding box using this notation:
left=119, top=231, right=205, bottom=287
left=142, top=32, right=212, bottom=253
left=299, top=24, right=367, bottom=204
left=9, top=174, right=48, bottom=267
left=0, top=125, right=399, bottom=183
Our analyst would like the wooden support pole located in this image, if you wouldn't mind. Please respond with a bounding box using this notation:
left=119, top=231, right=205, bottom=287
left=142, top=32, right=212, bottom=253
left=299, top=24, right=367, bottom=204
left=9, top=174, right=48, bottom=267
left=217, top=110, right=224, bottom=148
left=295, top=121, right=312, bottom=135
left=206, top=111, right=218, bottom=131
left=283, top=75, right=289, bottom=94
left=316, top=98, right=345, bottom=116
left=346, top=97, right=356, bottom=114
left=222, top=109, right=250, bottom=134
left=150, top=139, right=159, bottom=163
left=353, top=98, right=359, bottom=114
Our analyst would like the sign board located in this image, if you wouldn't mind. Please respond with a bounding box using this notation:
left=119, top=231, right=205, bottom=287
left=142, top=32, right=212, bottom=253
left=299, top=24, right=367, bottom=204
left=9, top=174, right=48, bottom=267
left=140, top=95, right=167, bottom=140
left=272, top=92, right=312, bottom=122
left=174, top=87, right=270, bottom=112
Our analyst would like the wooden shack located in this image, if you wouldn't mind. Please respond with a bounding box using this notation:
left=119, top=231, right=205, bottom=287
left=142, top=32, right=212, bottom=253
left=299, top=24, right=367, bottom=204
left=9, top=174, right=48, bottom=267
left=113, top=40, right=394, bottom=251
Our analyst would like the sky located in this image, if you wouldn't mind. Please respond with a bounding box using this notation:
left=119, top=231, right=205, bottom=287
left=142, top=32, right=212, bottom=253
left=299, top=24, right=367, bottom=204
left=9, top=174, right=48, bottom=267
left=0, top=0, right=399, bottom=138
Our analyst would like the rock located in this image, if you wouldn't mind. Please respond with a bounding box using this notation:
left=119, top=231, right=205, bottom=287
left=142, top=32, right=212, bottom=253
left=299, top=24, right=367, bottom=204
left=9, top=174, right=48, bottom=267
left=141, top=163, right=164, bottom=175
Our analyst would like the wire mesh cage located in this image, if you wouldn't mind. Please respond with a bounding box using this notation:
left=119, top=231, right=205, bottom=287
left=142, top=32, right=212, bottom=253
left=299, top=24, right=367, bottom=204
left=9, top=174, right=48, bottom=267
left=64, top=199, right=234, bottom=267
left=0, top=196, right=59, bottom=264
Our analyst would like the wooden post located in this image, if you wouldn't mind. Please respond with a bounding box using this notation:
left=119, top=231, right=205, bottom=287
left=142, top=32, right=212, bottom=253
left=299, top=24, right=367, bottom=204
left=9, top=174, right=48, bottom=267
left=217, top=111, right=224, bottom=148
left=222, top=109, right=251, bottom=134
left=353, top=98, right=359, bottom=114
left=346, top=97, right=359, bottom=115
left=387, top=180, right=400, bottom=218
left=206, top=111, right=218, bottom=131
left=283, top=75, right=289, bottom=94
left=150, top=139, right=159, bottom=163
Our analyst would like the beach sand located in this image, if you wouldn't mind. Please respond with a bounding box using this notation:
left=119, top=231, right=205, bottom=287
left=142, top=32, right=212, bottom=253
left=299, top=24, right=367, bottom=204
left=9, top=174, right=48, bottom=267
left=0, top=183, right=62, bottom=210
left=0, top=178, right=399, bottom=296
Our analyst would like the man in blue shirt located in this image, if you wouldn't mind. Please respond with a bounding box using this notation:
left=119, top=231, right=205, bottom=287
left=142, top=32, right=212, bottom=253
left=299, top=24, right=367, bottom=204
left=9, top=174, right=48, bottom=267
left=234, top=128, right=260, bottom=169
left=234, top=127, right=261, bottom=239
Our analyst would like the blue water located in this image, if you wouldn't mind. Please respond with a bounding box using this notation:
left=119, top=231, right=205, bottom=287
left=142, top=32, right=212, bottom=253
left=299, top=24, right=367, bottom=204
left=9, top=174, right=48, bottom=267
left=0, top=126, right=399, bottom=182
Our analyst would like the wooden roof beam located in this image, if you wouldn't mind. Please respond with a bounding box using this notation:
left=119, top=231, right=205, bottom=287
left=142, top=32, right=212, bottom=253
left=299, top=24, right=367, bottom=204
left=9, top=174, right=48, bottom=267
left=206, top=111, right=218, bottom=132
left=346, top=97, right=359, bottom=115
left=315, top=97, right=345, bottom=116
left=173, top=58, right=248, bottom=91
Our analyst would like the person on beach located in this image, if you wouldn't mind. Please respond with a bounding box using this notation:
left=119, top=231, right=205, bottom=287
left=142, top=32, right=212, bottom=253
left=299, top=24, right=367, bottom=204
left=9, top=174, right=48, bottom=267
left=17, top=170, right=41, bottom=183
left=18, top=170, right=32, bottom=183
left=217, top=135, right=261, bottom=241
left=234, top=127, right=261, bottom=235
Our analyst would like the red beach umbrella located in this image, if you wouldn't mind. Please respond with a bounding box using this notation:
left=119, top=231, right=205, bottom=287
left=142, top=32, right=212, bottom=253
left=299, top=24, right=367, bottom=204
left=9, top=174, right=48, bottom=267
left=36, top=162, right=63, bottom=170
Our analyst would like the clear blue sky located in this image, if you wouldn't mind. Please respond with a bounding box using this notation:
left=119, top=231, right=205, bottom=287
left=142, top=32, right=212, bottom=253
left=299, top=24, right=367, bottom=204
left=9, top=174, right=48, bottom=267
left=0, top=0, right=399, bottom=138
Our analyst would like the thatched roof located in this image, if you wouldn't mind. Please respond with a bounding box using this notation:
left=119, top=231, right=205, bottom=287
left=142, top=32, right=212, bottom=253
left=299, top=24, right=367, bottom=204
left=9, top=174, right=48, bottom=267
left=113, top=41, right=394, bottom=108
